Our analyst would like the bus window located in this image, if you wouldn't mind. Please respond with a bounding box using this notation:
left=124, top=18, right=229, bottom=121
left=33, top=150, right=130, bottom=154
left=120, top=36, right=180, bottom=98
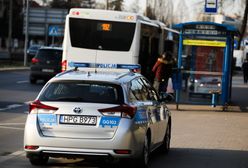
left=69, top=18, right=136, bottom=51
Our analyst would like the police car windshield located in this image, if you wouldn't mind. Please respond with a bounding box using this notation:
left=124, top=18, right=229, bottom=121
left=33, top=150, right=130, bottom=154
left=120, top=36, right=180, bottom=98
left=39, top=81, right=123, bottom=104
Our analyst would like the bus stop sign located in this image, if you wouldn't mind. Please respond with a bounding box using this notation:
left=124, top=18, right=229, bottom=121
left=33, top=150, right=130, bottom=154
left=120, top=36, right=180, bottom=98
left=205, top=0, right=218, bottom=13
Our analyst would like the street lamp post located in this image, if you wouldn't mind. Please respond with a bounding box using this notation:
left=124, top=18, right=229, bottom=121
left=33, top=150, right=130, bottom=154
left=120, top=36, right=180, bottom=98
left=24, top=0, right=29, bottom=66
left=8, top=0, right=13, bottom=62
left=106, top=0, right=109, bottom=10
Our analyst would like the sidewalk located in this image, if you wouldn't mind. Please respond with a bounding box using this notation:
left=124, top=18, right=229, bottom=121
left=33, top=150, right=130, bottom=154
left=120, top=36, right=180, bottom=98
left=0, top=61, right=29, bottom=71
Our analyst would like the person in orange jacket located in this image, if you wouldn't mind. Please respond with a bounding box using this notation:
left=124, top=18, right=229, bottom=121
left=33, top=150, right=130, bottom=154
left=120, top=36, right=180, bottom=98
left=152, top=52, right=175, bottom=94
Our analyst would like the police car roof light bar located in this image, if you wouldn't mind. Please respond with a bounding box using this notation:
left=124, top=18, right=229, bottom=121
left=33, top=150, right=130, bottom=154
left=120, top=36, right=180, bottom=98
left=68, top=62, right=141, bottom=71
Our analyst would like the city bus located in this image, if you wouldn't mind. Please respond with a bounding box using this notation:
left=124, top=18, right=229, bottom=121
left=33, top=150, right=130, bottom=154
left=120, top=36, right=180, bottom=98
left=62, top=8, right=178, bottom=81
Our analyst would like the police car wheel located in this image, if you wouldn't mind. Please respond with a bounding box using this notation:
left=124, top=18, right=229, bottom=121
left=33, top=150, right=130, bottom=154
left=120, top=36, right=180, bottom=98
left=29, top=154, right=49, bottom=165
left=160, top=122, right=171, bottom=154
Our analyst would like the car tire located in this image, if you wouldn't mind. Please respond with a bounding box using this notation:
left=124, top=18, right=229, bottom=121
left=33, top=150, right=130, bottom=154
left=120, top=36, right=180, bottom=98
left=30, top=76, right=37, bottom=84
left=29, top=154, right=49, bottom=165
left=160, top=122, right=171, bottom=154
left=136, top=135, right=150, bottom=168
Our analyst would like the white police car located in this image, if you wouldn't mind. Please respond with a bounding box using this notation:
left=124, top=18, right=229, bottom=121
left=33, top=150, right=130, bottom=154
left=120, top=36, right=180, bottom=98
left=24, top=62, right=172, bottom=167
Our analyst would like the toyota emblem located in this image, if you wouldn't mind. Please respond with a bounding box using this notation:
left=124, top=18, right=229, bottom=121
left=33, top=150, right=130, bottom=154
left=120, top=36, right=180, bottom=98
left=73, top=107, right=82, bottom=114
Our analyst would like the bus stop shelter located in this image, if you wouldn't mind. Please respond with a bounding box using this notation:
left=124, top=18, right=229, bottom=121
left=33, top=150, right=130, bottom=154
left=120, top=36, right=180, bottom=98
left=173, top=22, right=238, bottom=110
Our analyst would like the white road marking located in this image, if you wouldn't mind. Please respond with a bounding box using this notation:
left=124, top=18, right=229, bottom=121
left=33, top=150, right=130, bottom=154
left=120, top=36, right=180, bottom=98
left=0, top=150, right=25, bottom=163
left=0, top=126, right=24, bottom=130
left=0, top=123, right=25, bottom=126
left=0, top=104, right=23, bottom=111
left=16, top=80, right=28, bottom=84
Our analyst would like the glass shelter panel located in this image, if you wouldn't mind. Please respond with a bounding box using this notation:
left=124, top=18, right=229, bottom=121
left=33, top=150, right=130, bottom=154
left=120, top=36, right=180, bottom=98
left=180, top=44, right=224, bottom=104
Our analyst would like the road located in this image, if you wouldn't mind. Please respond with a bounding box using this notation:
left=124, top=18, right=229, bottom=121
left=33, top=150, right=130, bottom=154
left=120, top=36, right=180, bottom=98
left=0, top=70, right=44, bottom=109
left=0, top=70, right=248, bottom=168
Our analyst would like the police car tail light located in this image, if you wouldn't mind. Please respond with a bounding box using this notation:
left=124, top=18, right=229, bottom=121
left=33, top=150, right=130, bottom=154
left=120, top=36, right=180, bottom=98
left=114, top=149, right=131, bottom=154
left=29, top=100, right=58, bottom=114
left=61, top=60, right=67, bottom=72
left=98, top=105, right=137, bottom=119
left=25, top=145, right=39, bottom=150
left=131, top=68, right=141, bottom=73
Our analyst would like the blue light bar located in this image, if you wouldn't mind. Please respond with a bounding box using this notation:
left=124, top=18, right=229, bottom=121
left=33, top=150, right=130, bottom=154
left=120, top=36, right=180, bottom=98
left=68, top=62, right=141, bottom=70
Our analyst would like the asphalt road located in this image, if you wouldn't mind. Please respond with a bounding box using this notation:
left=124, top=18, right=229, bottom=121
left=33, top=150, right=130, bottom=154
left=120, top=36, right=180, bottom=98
left=0, top=70, right=44, bottom=109
left=0, top=70, right=247, bottom=168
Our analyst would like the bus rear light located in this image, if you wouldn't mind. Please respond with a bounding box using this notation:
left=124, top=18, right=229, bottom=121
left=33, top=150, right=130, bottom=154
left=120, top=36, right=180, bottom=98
left=61, top=60, right=67, bottom=72
left=98, top=105, right=137, bottom=118
left=72, top=11, right=80, bottom=15
left=29, top=100, right=58, bottom=114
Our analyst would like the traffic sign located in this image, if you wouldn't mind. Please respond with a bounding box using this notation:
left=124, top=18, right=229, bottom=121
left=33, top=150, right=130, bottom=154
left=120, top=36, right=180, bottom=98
left=205, top=0, right=218, bottom=13
left=48, top=25, right=63, bottom=37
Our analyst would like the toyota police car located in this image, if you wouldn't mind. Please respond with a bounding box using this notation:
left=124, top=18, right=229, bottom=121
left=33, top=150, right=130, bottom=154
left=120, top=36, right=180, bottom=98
left=24, top=62, right=172, bottom=167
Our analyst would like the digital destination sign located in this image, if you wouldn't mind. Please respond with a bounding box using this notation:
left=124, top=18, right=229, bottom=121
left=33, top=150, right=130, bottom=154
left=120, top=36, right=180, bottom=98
left=97, top=23, right=112, bottom=32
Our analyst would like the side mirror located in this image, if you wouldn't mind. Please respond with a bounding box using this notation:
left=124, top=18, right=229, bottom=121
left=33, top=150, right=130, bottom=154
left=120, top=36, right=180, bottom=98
left=160, top=92, right=174, bottom=102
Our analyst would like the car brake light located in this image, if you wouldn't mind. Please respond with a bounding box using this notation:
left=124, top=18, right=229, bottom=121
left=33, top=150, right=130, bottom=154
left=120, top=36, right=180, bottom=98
left=61, top=60, right=67, bottom=72
left=31, top=58, right=39, bottom=64
left=98, top=105, right=137, bottom=118
left=114, top=149, right=131, bottom=154
left=29, top=100, right=58, bottom=114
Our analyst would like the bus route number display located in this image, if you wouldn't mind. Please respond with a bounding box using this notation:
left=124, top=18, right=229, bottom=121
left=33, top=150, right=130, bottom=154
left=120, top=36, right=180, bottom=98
left=97, top=23, right=112, bottom=32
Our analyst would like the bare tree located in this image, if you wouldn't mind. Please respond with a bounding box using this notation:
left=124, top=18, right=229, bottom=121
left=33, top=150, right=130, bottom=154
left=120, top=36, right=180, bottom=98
left=108, top=0, right=123, bottom=11
left=146, top=5, right=156, bottom=19
left=128, top=0, right=141, bottom=13
left=146, top=0, right=156, bottom=19
left=172, top=0, right=189, bottom=24
left=146, top=0, right=173, bottom=24
left=156, top=0, right=173, bottom=24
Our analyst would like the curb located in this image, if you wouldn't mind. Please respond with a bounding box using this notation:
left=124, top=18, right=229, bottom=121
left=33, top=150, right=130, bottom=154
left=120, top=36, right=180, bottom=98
left=167, top=104, right=244, bottom=113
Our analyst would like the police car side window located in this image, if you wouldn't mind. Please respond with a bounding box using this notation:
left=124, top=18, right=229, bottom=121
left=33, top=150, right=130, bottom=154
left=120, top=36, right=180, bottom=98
left=137, top=78, right=149, bottom=101
left=140, top=77, right=159, bottom=101
left=129, top=78, right=147, bottom=102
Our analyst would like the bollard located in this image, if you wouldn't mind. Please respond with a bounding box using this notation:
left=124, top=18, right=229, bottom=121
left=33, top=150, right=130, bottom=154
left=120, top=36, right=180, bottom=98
left=209, top=90, right=221, bottom=108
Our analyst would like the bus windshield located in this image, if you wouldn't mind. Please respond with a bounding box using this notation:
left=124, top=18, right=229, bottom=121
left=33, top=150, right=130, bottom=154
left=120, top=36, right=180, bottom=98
left=69, top=18, right=136, bottom=51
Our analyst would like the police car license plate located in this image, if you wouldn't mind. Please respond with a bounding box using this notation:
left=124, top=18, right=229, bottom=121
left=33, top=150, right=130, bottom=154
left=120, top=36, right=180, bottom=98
left=60, top=115, right=97, bottom=125
left=42, top=69, right=54, bottom=72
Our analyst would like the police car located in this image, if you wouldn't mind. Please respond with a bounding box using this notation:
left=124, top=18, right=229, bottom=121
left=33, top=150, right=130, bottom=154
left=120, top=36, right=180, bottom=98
left=24, top=62, right=172, bottom=167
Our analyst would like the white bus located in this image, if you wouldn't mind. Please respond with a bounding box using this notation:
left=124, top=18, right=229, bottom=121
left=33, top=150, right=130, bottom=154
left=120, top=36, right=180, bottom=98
left=62, top=8, right=178, bottom=81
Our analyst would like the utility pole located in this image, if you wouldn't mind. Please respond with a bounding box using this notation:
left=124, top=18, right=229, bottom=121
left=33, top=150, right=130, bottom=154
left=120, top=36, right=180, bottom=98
left=106, top=0, right=109, bottom=10
left=24, top=0, right=29, bottom=66
left=8, top=0, right=13, bottom=62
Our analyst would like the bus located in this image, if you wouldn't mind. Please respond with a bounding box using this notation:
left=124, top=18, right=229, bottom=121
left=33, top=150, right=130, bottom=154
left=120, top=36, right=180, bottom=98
left=62, top=8, right=178, bottom=81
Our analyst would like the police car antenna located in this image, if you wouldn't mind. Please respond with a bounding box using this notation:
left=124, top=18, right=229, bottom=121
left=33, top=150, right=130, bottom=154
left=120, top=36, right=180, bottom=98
left=95, top=45, right=103, bottom=73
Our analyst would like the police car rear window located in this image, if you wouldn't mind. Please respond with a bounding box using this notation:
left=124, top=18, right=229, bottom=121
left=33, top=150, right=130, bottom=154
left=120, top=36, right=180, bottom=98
left=39, top=81, right=123, bottom=104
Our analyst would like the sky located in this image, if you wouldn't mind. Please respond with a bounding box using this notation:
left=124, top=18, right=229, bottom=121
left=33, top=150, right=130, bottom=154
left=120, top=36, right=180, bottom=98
left=33, top=0, right=244, bottom=22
